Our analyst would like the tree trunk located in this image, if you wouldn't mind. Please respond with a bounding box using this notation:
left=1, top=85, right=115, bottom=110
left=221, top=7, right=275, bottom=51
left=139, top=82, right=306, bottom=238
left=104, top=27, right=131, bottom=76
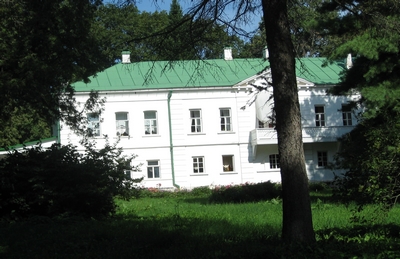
left=262, top=0, right=315, bottom=243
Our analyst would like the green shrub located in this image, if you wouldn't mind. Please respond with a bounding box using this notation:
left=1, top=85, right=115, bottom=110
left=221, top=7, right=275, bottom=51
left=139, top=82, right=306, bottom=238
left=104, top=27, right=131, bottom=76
left=309, top=181, right=332, bottom=192
left=0, top=139, right=142, bottom=220
left=209, top=181, right=281, bottom=203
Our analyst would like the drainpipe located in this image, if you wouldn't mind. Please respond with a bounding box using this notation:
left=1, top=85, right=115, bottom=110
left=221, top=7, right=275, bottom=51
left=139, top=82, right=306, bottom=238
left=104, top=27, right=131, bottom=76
left=168, top=91, right=180, bottom=189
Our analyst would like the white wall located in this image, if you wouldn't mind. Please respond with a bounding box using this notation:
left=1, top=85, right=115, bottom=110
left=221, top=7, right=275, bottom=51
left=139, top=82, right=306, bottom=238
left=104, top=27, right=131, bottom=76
left=60, top=80, right=359, bottom=188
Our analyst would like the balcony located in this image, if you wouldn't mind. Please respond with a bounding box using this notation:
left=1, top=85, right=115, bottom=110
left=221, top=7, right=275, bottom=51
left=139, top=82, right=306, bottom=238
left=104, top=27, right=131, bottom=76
left=250, top=126, right=355, bottom=145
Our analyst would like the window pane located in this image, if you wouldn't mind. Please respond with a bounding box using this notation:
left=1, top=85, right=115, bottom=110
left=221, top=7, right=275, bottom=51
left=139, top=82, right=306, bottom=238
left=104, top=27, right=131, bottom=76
left=222, top=155, right=233, bottom=171
left=144, top=111, right=156, bottom=119
left=190, top=110, right=200, bottom=117
left=116, top=113, right=128, bottom=120
left=220, top=109, right=230, bottom=116
left=148, top=160, right=158, bottom=166
left=87, top=113, right=99, bottom=121
left=154, top=167, right=160, bottom=178
left=147, top=167, right=153, bottom=178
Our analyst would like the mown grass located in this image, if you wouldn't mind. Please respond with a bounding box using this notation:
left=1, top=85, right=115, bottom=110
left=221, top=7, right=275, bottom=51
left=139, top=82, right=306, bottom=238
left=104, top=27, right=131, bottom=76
left=1, top=186, right=400, bottom=259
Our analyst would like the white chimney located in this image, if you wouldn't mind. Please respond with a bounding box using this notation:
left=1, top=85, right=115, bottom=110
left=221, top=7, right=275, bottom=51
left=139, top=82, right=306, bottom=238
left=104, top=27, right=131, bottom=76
left=224, top=47, right=233, bottom=61
left=263, top=46, right=269, bottom=59
left=122, top=51, right=131, bottom=64
left=346, top=53, right=353, bottom=69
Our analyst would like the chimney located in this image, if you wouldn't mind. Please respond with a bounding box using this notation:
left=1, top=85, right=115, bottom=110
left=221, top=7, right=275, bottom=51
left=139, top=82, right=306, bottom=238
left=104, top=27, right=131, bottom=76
left=263, top=46, right=269, bottom=59
left=122, top=51, right=131, bottom=64
left=224, top=47, right=233, bottom=61
left=346, top=53, right=353, bottom=69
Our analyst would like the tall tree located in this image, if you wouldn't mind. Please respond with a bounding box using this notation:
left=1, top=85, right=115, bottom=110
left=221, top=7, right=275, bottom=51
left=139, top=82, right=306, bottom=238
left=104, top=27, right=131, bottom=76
left=262, top=0, right=315, bottom=243
left=0, top=0, right=109, bottom=145
left=319, top=0, right=400, bottom=207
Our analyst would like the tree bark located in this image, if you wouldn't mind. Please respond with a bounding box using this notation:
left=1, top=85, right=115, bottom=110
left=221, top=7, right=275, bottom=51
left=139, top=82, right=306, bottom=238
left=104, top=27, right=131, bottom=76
left=262, top=0, right=315, bottom=243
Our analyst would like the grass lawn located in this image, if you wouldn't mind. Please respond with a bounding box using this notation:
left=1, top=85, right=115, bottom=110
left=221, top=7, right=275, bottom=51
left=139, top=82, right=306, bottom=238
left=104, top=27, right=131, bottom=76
left=1, top=188, right=400, bottom=258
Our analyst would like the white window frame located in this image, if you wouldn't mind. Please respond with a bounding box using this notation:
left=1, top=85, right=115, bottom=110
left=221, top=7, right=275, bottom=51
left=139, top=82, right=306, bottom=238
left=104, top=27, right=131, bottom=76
left=192, top=156, right=205, bottom=173
left=144, top=111, right=158, bottom=135
left=269, top=154, right=280, bottom=169
left=315, top=105, right=325, bottom=127
left=116, top=112, right=129, bottom=136
left=87, top=113, right=100, bottom=137
left=147, top=160, right=160, bottom=178
left=222, top=155, right=234, bottom=172
left=317, top=151, right=328, bottom=167
left=342, top=104, right=352, bottom=126
left=190, top=109, right=202, bottom=133
left=220, top=108, right=232, bottom=131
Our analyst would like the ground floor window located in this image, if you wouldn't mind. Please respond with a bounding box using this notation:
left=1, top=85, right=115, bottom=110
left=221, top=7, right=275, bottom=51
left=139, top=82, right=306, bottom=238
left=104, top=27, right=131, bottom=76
left=147, top=160, right=160, bottom=178
left=222, top=155, right=234, bottom=172
left=317, top=151, right=328, bottom=167
left=269, top=154, right=280, bottom=169
left=192, top=157, right=205, bottom=173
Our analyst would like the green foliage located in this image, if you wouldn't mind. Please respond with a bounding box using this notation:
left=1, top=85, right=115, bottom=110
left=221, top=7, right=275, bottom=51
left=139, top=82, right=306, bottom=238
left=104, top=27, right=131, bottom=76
left=0, top=139, right=142, bottom=220
left=209, top=181, right=282, bottom=203
left=321, top=0, right=400, bottom=116
left=333, top=108, right=400, bottom=208
left=0, top=0, right=109, bottom=145
left=0, top=107, right=51, bottom=147
left=92, top=3, right=246, bottom=63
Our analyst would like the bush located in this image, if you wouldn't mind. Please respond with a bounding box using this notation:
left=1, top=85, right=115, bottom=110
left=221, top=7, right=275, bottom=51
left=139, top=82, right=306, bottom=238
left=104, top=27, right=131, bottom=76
left=209, top=181, right=281, bottom=203
left=0, top=139, right=142, bottom=220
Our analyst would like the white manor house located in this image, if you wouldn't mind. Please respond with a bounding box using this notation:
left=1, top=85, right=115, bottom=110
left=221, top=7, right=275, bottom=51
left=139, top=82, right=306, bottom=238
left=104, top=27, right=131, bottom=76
left=59, top=49, right=358, bottom=189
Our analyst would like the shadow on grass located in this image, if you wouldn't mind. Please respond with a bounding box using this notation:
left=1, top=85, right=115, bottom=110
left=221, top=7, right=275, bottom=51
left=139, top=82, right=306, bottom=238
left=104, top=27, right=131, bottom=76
left=1, top=212, right=400, bottom=259
left=0, top=214, right=281, bottom=259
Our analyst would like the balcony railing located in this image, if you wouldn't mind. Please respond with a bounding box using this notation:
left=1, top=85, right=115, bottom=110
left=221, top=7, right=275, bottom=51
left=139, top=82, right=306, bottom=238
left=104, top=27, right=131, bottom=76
left=250, top=126, right=355, bottom=145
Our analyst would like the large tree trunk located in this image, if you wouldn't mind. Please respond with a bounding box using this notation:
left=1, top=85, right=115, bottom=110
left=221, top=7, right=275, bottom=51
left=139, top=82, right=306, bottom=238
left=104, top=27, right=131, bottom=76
left=262, top=0, right=315, bottom=243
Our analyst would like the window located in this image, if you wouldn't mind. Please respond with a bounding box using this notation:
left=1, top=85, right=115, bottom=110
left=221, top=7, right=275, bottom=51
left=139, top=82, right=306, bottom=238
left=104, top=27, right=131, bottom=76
left=144, top=111, right=158, bottom=135
left=269, top=154, right=280, bottom=169
left=222, top=155, right=234, bottom=172
left=342, top=105, right=352, bottom=126
left=192, top=157, right=204, bottom=173
left=190, top=109, right=202, bottom=133
left=116, top=112, right=129, bottom=136
left=317, top=151, right=328, bottom=167
left=315, top=106, right=325, bottom=127
left=124, top=170, right=132, bottom=179
left=87, top=113, right=100, bottom=137
left=220, top=108, right=232, bottom=131
left=258, top=120, right=275, bottom=128
left=123, top=160, right=131, bottom=179
left=147, top=160, right=160, bottom=178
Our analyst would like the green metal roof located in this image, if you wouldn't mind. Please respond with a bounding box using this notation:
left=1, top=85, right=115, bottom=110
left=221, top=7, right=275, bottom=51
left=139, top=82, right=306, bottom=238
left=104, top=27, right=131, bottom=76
left=72, top=58, right=344, bottom=92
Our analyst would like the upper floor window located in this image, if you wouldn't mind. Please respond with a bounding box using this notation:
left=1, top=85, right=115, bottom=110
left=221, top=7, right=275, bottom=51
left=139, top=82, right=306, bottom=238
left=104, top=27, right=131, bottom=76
left=144, top=111, right=158, bottom=135
left=317, top=151, right=328, bottom=167
left=269, top=154, right=280, bottom=169
left=258, top=120, right=275, bottom=129
left=123, top=161, right=131, bottom=179
left=220, top=108, right=232, bottom=131
left=222, top=155, right=234, bottom=172
left=87, top=113, right=100, bottom=137
left=315, top=106, right=325, bottom=127
left=116, top=112, right=129, bottom=136
left=193, top=156, right=205, bottom=173
left=190, top=109, right=202, bottom=133
left=342, top=105, right=352, bottom=126
left=147, top=160, right=160, bottom=178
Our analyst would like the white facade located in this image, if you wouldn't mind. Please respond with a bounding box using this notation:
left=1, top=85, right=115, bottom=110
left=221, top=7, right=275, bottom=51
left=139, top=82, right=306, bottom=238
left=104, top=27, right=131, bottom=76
left=60, top=68, right=358, bottom=189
